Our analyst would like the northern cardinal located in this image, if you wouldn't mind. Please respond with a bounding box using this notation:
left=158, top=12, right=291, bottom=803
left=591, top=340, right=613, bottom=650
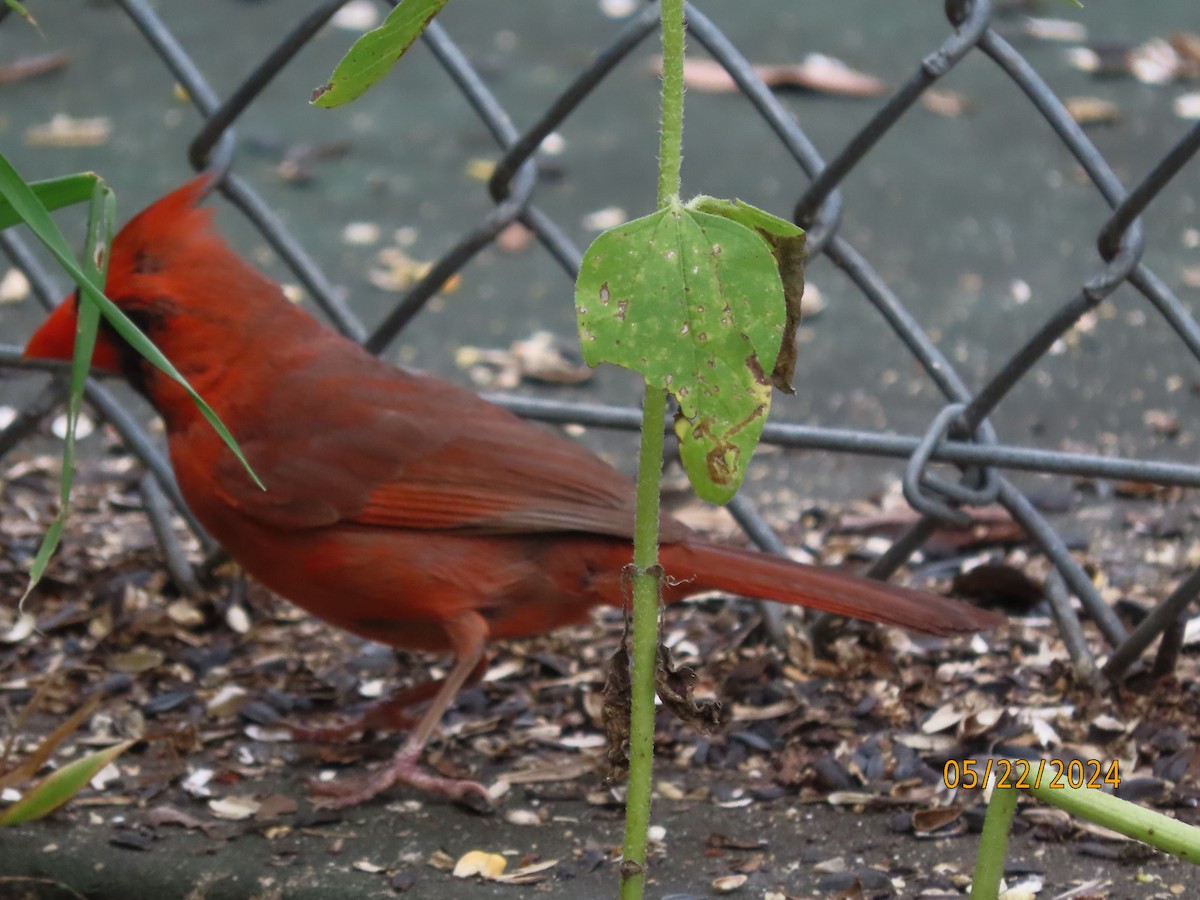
left=24, top=176, right=1001, bottom=808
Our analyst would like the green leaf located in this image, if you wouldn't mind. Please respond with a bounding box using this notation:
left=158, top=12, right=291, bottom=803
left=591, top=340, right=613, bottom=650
left=0, top=741, right=134, bottom=826
left=22, top=180, right=112, bottom=596
left=0, top=159, right=92, bottom=266
left=311, top=0, right=451, bottom=108
left=686, top=196, right=802, bottom=239
left=687, top=196, right=806, bottom=393
left=0, top=173, right=99, bottom=230
left=23, top=518, right=64, bottom=600
left=0, top=694, right=101, bottom=791
left=575, top=201, right=786, bottom=504
left=3, top=0, right=39, bottom=31
left=0, top=153, right=264, bottom=494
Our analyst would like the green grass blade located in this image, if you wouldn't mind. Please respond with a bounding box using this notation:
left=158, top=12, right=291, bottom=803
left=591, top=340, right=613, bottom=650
left=3, top=0, right=38, bottom=30
left=0, top=152, right=264, bottom=490
left=0, top=173, right=98, bottom=230
left=0, top=741, right=134, bottom=826
left=0, top=695, right=100, bottom=791
left=83, top=291, right=264, bottom=488
left=22, top=518, right=64, bottom=599
left=0, top=156, right=86, bottom=263
left=21, top=182, right=112, bottom=596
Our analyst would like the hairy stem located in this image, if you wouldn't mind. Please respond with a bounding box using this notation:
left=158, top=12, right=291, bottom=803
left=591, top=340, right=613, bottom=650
left=620, top=0, right=685, bottom=896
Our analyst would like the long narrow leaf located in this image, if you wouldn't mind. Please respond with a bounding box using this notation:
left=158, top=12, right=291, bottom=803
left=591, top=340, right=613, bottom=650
left=0, top=155, right=83, bottom=263
left=0, top=741, right=134, bottom=826
left=77, top=280, right=263, bottom=489
left=0, top=174, right=98, bottom=230
left=0, top=153, right=263, bottom=494
left=21, top=183, right=112, bottom=594
left=24, top=184, right=114, bottom=593
left=3, top=0, right=38, bottom=30
left=0, top=680, right=52, bottom=778
left=0, top=695, right=100, bottom=791
left=21, top=518, right=63, bottom=601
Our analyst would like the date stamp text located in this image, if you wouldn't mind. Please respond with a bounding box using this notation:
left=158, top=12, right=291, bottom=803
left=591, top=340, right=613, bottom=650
left=943, top=758, right=1120, bottom=791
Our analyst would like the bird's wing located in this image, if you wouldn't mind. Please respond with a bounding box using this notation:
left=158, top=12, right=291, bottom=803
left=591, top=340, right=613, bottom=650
left=207, top=357, right=658, bottom=539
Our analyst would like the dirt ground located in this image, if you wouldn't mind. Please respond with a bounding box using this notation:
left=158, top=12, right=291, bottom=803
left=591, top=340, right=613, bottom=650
left=3, top=448, right=1200, bottom=899
left=2, top=791, right=1196, bottom=899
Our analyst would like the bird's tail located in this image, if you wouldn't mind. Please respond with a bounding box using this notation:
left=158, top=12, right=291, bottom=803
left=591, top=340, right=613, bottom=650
left=659, top=541, right=1002, bottom=637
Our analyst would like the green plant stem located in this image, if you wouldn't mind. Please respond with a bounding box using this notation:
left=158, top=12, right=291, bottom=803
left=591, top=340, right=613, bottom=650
left=620, top=385, right=668, bottom=900
left=971, top=787, right=1018, bottom=900
left=972, top=783, right=1200, bottom=899
left=656, top=0, right=685, bottom=208
left=620, top=1, right=685, bottom=897
left=1028, top=783, right=1200, bottom=862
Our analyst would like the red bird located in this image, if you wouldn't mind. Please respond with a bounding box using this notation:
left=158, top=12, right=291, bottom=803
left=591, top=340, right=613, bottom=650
left=24, top=177, right=1000, bottom=807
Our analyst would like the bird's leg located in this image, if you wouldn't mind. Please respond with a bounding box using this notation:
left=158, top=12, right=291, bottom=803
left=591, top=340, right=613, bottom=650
left=289, top=663, right=486, bottom=742
left=308, top=612, right=492, bottom=810
left=308, top=650, right=490, bottom=808
left=288, top=685, right=423, bottom=742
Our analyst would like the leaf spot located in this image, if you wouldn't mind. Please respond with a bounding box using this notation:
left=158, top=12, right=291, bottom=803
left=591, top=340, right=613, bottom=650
left=706, top=440, right=738, bottom=486
left=746, top=353, right=768, bottom=385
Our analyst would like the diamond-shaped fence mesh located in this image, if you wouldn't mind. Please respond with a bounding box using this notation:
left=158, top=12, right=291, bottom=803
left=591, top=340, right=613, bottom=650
left=1, top=0, right=1198, bottom=682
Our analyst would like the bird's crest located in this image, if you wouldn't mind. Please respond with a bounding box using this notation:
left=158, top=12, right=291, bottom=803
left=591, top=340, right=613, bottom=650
left=107, top=173, right=219, bottom=282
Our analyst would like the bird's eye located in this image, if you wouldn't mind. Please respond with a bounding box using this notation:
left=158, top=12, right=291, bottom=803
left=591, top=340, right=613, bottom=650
left=133, top=250, right=165, bottom=274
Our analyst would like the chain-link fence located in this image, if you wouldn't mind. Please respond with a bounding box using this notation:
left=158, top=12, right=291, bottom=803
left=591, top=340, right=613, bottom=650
left=2, top=0, right=1199, bottom=683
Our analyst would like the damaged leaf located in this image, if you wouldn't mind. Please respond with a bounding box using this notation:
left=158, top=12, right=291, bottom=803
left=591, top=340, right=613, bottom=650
left=575, top=198, right=792, bottom=503
left=654, top=643, right=728, bottom=735
left=685, top=196, right=806, bottom=393
left=601, top=632, right=729, bottom=777
left=602, top=640, right=633, bottom=773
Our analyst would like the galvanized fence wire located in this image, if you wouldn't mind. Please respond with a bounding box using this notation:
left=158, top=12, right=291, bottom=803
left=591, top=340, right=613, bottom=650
left=2, top=0, right=1199, bottom=680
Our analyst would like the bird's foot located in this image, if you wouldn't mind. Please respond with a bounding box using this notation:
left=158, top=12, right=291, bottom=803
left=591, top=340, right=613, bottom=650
left=308, top=747, right=492, bottom=812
